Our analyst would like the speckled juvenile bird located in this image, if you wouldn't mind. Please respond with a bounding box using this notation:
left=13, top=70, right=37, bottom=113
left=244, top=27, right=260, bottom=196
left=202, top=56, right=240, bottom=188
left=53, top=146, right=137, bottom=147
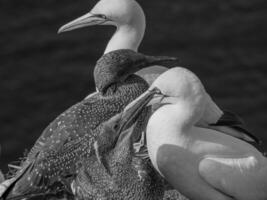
left=72, top=89, right=186, bottom=200
left=71, top=87, right=186, bottom=200
left=71, top=88, right=166, bottom=200
left=0, top=49, right=178, bottom=200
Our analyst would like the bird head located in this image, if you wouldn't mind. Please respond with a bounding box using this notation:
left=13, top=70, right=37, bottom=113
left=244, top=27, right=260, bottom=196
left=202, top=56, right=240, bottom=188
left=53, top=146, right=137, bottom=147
left=58, top=0, right=145, bottom=33
left=93, top=87, right=160, bottom=173
left=150, top=67, right=205, bottom=103
left=93, top=49, right=179, bottom=94
left=117, top=67, right=208, bottom=130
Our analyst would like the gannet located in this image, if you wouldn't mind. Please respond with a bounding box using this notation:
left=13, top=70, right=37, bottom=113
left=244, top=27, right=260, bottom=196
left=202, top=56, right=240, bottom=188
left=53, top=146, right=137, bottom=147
left=118, top=67, right=267, bottom=200
left=71, top=88, right=166, bottom=200
left=58, top=0, right=168, bottom=88
left=0, top=50, right=177, bottom=199
left=71, top=88, right=185, bottom=200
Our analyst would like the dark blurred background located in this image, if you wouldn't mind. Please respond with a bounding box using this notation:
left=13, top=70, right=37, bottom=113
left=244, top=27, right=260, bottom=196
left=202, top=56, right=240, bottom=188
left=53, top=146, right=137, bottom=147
left=0, top=0, right=266, bottom=173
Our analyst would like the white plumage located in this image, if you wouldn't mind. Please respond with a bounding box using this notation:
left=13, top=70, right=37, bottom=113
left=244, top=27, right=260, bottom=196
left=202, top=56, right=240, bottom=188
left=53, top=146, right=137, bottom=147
left=130, top=67, right=267, bottom=200
left=58, top=0, right=168, bottom=88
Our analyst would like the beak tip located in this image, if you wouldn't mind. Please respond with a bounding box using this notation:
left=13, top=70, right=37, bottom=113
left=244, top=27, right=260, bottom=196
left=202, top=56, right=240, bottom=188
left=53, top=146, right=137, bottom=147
left=57, top=27, right=65, bottom=34
left=56, top=12, right=101, bottom=35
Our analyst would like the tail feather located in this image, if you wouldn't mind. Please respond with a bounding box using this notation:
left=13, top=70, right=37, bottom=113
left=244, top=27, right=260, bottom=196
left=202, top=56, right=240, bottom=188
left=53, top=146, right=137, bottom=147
left=7, top=159, right=54, bottom=198
left=0, top=162, right=33, bottom=199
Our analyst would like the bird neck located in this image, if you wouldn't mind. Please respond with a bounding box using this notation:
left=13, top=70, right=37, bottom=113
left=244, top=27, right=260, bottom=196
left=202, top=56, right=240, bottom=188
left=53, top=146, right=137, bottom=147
left=104, top=20, right=146, bottom=54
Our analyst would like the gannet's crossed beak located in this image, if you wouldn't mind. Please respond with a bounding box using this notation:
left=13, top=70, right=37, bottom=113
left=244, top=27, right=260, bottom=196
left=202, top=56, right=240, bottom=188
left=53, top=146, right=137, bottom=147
left=96, top=87, right=163, bottom=155
left=58, top=13, right=109, bottom=34
left=114, top=87, right=164, bottom=146
left=94, top=87, right=163, bottom=174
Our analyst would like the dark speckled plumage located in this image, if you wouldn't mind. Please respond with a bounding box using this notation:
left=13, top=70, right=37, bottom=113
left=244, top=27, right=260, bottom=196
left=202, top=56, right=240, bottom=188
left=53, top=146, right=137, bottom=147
left=2, top=49, right=179, bottom=199
left=71, top=110, right=165, bottom=200
left=94, top=49, right=179, bottom=93
left=3, top=77, right=148, bottom=200
left=71, top=89, right=185, bottom=200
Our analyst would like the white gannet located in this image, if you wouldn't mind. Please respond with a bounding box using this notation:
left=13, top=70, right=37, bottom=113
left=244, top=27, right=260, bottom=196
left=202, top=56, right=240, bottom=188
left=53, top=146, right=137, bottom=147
left=58, top=0, right=168, bottom=90
left=120, top=67, right=267, bottom=200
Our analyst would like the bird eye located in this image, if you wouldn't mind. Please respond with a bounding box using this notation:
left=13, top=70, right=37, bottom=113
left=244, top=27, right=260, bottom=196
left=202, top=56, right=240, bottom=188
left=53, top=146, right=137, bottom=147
left=96, top=14, right=107, bottom=19
left=113, top=123, right=119, bottom=131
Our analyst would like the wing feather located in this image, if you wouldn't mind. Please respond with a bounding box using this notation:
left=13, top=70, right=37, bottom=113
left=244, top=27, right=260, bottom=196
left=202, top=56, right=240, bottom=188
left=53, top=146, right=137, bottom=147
left=211, top=110, right=261, bottom=144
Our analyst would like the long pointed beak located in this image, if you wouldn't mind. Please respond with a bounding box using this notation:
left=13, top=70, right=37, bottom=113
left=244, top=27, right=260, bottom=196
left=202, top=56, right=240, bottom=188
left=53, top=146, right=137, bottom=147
left=112, top=88, right=162, bottom=148
left=116, top=87, right=163, bottom=142
left=58, top=13, right=108, bottom=34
